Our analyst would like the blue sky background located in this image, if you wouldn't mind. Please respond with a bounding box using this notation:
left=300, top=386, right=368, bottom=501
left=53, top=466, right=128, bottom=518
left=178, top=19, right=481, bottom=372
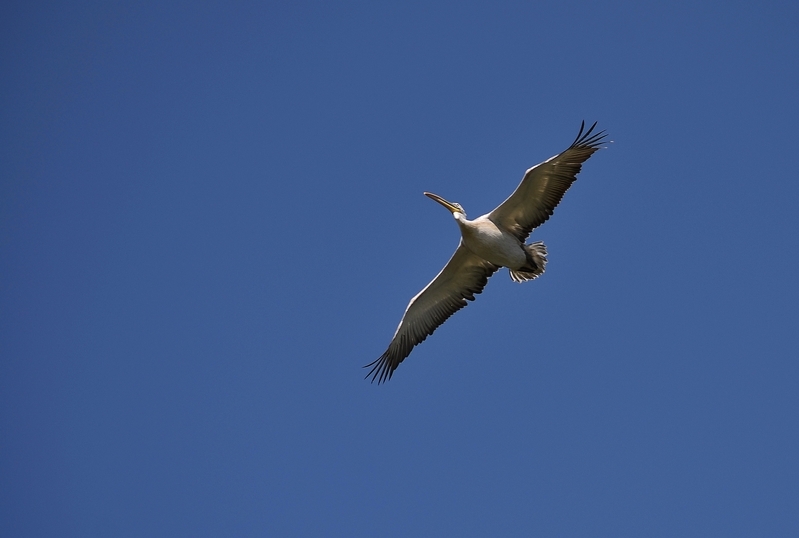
left=2, top=1, right=798, bottom=536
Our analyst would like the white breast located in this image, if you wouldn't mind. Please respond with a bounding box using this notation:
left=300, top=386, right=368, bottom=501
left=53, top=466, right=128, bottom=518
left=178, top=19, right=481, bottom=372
left=456, top=215, right=526, bottom=269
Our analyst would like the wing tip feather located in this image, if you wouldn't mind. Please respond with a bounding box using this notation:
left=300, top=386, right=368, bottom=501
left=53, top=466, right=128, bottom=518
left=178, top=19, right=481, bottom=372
left=364, top=350, right=395, bottom=384
left=572, top=120, right=607, bottom=150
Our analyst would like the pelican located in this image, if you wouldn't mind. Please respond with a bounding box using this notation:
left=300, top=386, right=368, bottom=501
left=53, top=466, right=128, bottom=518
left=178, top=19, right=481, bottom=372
left=365, top=122, right=607, bottom=383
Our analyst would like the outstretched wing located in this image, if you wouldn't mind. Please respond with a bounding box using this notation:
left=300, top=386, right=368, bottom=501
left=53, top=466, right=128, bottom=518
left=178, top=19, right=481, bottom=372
left=489, top=121, right=607, bottom=242
left=365, top=243, right=499, bottom=384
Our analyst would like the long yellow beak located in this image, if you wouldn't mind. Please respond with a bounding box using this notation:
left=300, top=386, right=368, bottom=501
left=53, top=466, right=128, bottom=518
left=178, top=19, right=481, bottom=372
left=424, top=192, right=461, bottom=214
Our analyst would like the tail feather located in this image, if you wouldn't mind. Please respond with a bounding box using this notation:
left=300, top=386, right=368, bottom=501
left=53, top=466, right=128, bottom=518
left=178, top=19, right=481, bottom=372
left=509, top=241, right=548, bottom=283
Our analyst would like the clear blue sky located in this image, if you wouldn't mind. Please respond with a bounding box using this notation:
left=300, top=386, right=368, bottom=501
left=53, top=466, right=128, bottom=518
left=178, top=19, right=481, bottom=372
left=2, top=1, right=798, bottom=536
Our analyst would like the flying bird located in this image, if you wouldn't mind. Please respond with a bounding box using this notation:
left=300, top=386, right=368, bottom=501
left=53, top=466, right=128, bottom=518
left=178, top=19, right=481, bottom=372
left=365, top=122, right=607, bottom=383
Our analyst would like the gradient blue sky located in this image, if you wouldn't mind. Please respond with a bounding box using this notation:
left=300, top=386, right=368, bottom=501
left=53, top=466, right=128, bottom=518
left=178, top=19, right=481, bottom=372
left=2, top=1, right=798, bottom=536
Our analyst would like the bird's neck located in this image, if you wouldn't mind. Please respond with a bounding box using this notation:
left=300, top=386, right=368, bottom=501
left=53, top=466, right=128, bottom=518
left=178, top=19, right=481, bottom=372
left=453, top=213, right=471, bottom=232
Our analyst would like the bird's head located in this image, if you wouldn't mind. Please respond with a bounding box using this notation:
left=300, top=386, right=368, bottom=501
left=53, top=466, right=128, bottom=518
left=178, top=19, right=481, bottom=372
left=424, top=192, right=466, bottom=218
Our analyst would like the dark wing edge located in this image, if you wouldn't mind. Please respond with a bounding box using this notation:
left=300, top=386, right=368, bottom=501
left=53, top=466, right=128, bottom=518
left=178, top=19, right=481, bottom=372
left=489, top=121, right=608, bottom=242
left=364, top=244, right=499, bottom=384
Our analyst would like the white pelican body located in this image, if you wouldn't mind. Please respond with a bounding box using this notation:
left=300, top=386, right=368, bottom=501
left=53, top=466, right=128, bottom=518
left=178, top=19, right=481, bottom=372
left=366, top=122, right=607, bottom=383
left=424, top=192, right=548, bottom=283
left=457, top=214, right=526, bottom=269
